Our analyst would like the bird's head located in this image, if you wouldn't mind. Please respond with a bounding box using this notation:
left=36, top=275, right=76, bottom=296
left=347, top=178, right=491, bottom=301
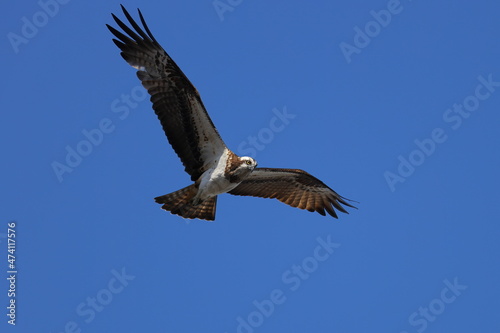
left=239, top=156, right=258, bottom=171
left=227, top=156, right=257, bottom=183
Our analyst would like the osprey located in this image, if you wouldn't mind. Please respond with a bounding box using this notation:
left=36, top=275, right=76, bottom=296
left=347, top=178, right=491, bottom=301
left=107, top=6, right=356, bottom=221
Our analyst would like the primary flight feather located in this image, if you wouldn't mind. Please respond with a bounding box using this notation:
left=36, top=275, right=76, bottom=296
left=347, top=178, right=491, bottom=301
left=107, top=5, right=356, bottom=221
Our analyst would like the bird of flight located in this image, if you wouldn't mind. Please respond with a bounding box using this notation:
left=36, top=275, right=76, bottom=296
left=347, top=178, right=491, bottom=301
left=107, top=6, right=356, bottom=221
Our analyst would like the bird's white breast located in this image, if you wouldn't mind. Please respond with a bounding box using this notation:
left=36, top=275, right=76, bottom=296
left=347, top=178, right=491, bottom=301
left=196, top=148, right=240, bottom=200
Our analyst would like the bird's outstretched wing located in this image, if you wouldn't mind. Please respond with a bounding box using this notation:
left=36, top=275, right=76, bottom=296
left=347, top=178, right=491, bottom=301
left=107, top=5, right=227, bottom=181
left=228, top=168, right=356, bottom=218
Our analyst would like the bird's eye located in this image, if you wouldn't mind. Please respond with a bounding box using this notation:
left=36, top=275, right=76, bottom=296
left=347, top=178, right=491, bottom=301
left=246, top=160, right=252, bottom=165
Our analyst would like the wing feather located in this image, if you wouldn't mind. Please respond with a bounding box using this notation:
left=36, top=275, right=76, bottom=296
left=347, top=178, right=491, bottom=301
left=228, top=168, right=356, bottom=218
left=107, top=6, right=227, bottom=180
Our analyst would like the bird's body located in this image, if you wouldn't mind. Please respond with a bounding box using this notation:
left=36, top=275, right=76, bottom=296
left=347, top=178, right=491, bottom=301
left=193, top=149, right=252, bottom=203
left=107, top=6, right=356, bottom=221
left=197, top=150, right=233, bottom=201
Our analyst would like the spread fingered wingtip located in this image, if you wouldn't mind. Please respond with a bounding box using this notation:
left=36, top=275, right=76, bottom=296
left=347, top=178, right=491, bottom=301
left=108, top=5, right=158, bottom=45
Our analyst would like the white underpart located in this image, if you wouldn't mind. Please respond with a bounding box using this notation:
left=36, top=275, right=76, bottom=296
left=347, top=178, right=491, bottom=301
left=194, top=148, right=240, bottom=202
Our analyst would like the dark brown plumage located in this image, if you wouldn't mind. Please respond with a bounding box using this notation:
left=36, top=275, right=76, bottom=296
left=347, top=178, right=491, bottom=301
left=155, top=185, right=218, bottom=221
left=229, top=169, right=355, bottom=218
left=107, top=5, right=226, bottom=181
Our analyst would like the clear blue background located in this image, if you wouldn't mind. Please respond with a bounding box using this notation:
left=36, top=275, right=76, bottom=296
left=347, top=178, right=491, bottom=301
left=1, top=0, right=499, bottom=332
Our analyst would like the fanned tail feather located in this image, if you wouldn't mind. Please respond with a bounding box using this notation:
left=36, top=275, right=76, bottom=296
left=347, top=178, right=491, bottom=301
left=154, top=185, right=217, bottom=221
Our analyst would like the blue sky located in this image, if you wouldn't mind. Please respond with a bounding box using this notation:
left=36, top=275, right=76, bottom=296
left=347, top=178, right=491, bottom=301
left=1, top=0, right=499, bottom=332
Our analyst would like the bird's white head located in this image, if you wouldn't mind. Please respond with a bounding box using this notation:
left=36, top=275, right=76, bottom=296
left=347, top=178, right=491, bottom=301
left=226, top=156, right=257, bottom=183
left=240, top=156, right=258, bottom=171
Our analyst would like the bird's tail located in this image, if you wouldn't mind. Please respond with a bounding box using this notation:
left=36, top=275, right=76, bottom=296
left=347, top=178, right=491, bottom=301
left=154, top=185, right=217, bottom=221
